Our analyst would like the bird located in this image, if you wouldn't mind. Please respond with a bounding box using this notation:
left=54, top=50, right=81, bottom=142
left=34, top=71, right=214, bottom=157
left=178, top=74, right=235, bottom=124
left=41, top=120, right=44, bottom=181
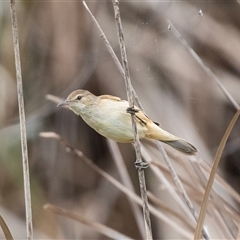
left=57, top=89, right=197, bottom=155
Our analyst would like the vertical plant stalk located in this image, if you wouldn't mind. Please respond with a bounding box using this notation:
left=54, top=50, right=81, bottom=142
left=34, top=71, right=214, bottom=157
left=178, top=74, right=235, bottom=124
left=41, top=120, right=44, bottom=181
left=157, top=142, right=209, bottom=240
left=194, top=109, right=240, bottom=239
left=112, top=1, right=152, bottom=239
left=9, top=1, right=33, bottom=239
left=82, top=4, right=203, bottom=237
left=107, top=139, right=145, bottom=238
left=82, top=1, right=144, bottom=111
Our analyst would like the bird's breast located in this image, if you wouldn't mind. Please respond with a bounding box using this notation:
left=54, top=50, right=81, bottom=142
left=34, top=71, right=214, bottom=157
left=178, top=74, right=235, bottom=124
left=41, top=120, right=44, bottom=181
left=79, top=100, right=148, bottom=142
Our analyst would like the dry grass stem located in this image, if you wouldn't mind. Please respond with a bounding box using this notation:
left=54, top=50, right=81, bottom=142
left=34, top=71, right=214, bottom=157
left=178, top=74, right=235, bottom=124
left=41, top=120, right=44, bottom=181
left=112, top=1, right=152, bottom=239
left=9, top=1, right=33, bottom=239
left=0, top=214, right=14, bottom=240
left=166, top=19, right=240, bottom=239
left=107, top=139, right=145, bottom=238
left=151, top=159, right=201, bottom=192
left=190, top=161, right=236, bottom=238
left=40, top=131, right=192, bottom=238
left=141, top=146, right=192, bottom=214
left=82, top=1, right=124, bottom=78
left=168, top=20, right=240, bottom=110
left=199, top=160, right=240, bottom=205
left=147, top=191, right=195, bottom=232
left=98, top=3, right=209, bottom=238
left=194, top=109, right=240, bottom=239
left=82, top=1, right=143, bottom=110
left=46, top=94, right=64, bottom=105
left=156, top=143, right=206, bottom=236
left=44, top=204, right=133, bottom=240
left=237, top=223, right=240, bottom=240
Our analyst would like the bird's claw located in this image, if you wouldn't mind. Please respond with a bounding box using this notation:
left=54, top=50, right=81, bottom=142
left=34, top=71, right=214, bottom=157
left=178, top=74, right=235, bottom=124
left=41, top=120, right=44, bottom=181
left=134, top=161, right=149, bottom=170
left=126, top=106, right=139, bottom=115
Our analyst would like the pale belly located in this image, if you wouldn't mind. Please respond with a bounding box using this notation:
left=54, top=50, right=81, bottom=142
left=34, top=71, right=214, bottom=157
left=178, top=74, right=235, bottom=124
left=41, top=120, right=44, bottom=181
left=80, top=100, right=148, bottom=143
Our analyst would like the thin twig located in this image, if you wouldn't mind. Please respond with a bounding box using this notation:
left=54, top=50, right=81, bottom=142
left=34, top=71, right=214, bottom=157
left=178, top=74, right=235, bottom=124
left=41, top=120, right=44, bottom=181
left=147, top=191, right=195, bottom=232
left=46, top=94, right=64, bottom=105
left=107, top=139, right=145, bottom=238
left=40, top=132, right=193, bottom=238
left=82, top=0, right=144, bottom=110
left=44, top=204, right=134, bottom=240
left=9, top=1, right=33, bottom=239
left=141, top=145, right=210, bottom=239
left=190, top=161, right=235, bottom=238
left=111, top=1, right=152, bottom=239
left=156, top=142, right=209, bottom=240
left=82, top=1, right=124, bottom=77
left=0, top=214, right=14, bottom=240
left=168, top=20, right=240, bottom=110
left=194, top=109, right=240, bottom=239
left=237, top=223, right=240, bottom=240
left=83, top=2, right=223, bottom=238
left=82, top=2, right=207, bottom=238
left=199, top=160, right=240, bottom=206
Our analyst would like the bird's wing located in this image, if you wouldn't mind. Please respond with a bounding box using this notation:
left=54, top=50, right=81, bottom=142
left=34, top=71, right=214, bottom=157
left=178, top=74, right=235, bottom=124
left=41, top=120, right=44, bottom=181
left=99, top=95, right=122, bottom=101
left=135, top=110, right=160, bottom=126
left=135, top=110, right=153, bottom=126
left=136, top=110, right=178, bottom=141
left=100, top=95, right=161, bottom=126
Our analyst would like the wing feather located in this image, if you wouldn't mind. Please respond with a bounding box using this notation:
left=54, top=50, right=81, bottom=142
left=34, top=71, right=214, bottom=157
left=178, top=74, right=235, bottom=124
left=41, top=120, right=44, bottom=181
left=99, top=95, right=121, bottom=101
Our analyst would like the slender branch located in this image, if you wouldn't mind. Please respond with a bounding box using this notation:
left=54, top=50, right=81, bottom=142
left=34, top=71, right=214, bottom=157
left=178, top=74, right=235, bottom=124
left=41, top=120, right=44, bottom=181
left=9, top=1, right=33, bottom=239
left=0, top=214, right=14, bottom=240
left=112, top=1, right=133, bottom=105
left=111, top=1, right=152, bottom=239
left=83, top=2, right=206, bottom=239
left=40, top=132, right=193, bottom=238
left=167, top=20, right=240, bottom=239
left=147, top=191, right=195, bottom=232
left=190, top=161, right=235, bottom=238
left=44, top=204, right=134, bottom=240
left=168, top=20, right=240, bottom=110
left=237, top=223, right=240, bottom=240
left=141, top=145, right=209, bottom=239
left=82, top=0, right=144, bottom=110
left=82, top=1, right=124, bottom=77
left=194, top=109, right=240, bottom=239
left=156, top=142, right=209, bottom=240
left=107, top=139, right=145, bottom=238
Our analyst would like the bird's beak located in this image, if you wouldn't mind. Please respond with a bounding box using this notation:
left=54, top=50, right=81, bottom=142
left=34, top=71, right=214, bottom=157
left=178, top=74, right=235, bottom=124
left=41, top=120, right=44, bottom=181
left=57, top=101, right=69, bottom=107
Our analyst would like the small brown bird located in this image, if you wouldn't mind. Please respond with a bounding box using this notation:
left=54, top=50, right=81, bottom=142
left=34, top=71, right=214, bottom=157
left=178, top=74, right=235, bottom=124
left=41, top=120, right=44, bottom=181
left=58, top=89, right=197, bottom=155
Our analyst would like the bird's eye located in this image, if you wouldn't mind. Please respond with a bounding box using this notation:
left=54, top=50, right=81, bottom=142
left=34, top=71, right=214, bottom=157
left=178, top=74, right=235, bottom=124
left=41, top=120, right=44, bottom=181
left=76, top=95, right=82, bottom=100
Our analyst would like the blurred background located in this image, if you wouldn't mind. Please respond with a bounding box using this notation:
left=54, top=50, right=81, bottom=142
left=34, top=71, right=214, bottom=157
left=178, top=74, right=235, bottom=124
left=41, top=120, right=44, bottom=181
left=0, top=1, right=240, bottom=239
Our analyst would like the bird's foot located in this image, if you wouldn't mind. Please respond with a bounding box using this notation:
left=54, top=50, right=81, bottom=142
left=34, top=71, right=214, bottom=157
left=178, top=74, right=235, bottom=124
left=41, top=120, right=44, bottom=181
left=134, top=161, right=149, bottom=170
left=126, top=106, right=139, bottom=115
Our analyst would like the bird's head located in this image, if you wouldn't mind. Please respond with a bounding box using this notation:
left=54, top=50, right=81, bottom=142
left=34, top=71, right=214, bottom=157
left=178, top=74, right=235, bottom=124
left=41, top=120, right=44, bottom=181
left=57, top=89, right=96, bottom=115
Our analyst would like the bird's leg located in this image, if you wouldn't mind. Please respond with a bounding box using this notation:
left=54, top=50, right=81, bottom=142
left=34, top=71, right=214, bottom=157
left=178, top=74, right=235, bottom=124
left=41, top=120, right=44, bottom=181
left=126, top=106, right=139, bottom=114
left=127, top=107, right=148, bottom=169
left=136, top=116, right=147, bottom=125
left=134, top=161, right=149, bottom=170
left=126, top=107, right=147, bottom=125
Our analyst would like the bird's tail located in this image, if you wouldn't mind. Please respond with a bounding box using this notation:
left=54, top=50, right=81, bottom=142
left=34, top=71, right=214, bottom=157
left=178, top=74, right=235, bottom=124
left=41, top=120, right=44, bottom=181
left=163, top=139, right=198, bottom=155
left=145, top=121, right=198, bottom=155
